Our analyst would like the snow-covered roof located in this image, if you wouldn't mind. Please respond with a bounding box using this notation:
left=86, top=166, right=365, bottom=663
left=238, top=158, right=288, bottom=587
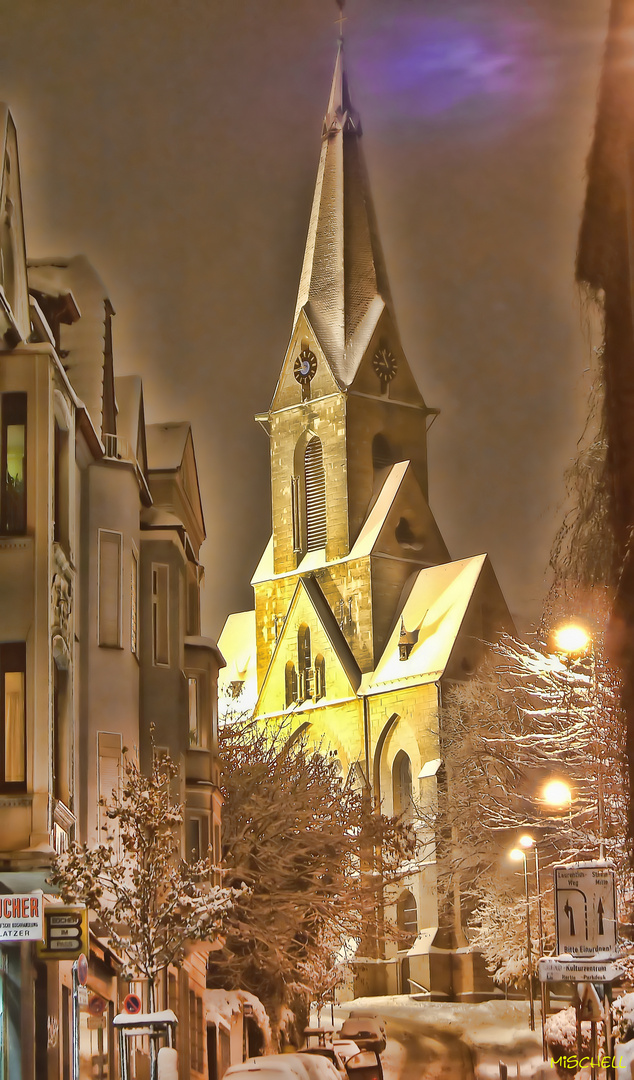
left=363, top=554, right=489, bottom=693
left=218, top=610, right=258, bottom=712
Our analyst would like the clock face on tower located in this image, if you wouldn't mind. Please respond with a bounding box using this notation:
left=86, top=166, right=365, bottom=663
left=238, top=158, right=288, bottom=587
left=294, top=348, right=318, bottom=384
left=372, top=346, right=397, bottom=384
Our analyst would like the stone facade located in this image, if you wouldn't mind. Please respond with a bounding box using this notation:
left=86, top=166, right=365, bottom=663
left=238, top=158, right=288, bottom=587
left=220, top=41, right=514, bottom=1000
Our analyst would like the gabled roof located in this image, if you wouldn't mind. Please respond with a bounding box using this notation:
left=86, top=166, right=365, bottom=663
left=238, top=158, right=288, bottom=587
left=28, top=255, right=113, bottom=437
left=146, top=421, right=206, bottom=549
left=255, top=574, right=361, bottom=717
left=292, top=41, right=393, bottom=388
left=365, top=554, right=490, bottom=692
left=146, top=421, right=190, bottom=471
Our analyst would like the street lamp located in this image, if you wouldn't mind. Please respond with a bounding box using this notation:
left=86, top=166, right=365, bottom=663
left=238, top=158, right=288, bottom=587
left=552, top=623, right=591, bottom=658
left=520, top=834, right=547, bottom=1059
left=510, top=846, right=535, bottom=1031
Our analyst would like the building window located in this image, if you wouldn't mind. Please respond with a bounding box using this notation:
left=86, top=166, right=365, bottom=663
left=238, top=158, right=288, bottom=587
left=188, top=676, right=199, bottom=746
left=285, top=661, right=298, bottom=708
left=98, top=732, right=121, bottom=847
left=297, top=624, right=311, bottom=700
left=130, top=547, right=138, bottom=656
left=1, top=393, right=26, bottom=535
left=0, top=643, right=25, bottom=789
left=392, top=750, right=413, bottom=820
left=53, top=420, right=70, bottom=550
left=304, top=437, right=326, bottom=550
left=98, top=530, right=122, bottom=647
left=396, top=889, right=418, bottom=948
left=314, top=654, right=326, bottom=701
left=152, top=564, right=169, bottom=665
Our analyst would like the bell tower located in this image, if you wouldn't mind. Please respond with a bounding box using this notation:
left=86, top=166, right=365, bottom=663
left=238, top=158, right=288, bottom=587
left=254, top=28, right=449, bottom=685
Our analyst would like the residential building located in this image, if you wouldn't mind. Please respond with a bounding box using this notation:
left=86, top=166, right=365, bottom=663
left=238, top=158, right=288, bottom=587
left=0, top=106, right=225, bottom=1079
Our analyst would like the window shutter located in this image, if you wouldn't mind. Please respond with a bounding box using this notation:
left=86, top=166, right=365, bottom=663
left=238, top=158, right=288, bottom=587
left=304, top=437, right=326, bottom=550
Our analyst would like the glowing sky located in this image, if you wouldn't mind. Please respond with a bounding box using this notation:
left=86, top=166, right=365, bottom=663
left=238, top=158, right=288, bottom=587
left=0, top=0, right=611, bottom=634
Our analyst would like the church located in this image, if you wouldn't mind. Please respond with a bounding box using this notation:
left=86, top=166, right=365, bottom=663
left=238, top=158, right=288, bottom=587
left=219, top=36, right=513, bottom=1000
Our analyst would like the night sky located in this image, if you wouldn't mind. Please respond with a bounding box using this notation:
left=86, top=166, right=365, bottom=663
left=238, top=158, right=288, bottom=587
left=0, top=0, right=610, bottom=635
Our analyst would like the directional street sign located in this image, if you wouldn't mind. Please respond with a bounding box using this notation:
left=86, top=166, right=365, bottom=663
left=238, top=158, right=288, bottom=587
left=554, top=862, right=618, bottom=957
left=37, top=904, right=88, bottom=961
left=538, top=957, right=624, bottom=983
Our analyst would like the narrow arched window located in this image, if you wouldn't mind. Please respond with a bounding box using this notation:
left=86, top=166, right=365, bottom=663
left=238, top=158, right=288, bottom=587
left=285, top=661, right=298, bottom=708
left=397, top=889, right=418, bottom=948
left=297, top=625, right=311, bottom=700
left=314, top=654, right=326, bottom=701
left=304, top=437, right=326, bottom=550
left=372, top=433, right=393, bottom=471
left=392, top=750, right=413, bottom=819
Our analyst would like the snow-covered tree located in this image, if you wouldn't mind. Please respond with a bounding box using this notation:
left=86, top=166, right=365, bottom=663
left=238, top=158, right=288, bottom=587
left=435, top=631, right=630, bottom=981
left=207, top=714, right=416, bottom=1039
left=50, top=749, right=239, bottom=1011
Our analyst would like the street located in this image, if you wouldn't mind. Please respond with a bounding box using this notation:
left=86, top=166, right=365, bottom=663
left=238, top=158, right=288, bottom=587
left=330, top=999, right=552, bottom=1080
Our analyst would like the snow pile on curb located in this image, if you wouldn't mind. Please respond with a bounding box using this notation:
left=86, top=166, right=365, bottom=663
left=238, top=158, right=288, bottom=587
left=204, top=989, right=272, bottom=1049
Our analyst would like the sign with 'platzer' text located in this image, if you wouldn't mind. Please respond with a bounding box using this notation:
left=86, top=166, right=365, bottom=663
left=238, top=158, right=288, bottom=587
left=0, top=891, right=43, bottom=942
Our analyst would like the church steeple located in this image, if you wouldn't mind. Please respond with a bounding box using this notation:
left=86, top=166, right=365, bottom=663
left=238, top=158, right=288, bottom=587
left=293, top=37, right=394, bottom=387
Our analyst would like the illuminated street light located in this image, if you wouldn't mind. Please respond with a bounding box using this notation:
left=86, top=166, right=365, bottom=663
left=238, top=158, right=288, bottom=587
left=542, top=779, right=572, bottom=811
left=509, top=846, right=535, bottom=1031
left=553, top=623, right=591, bottom=657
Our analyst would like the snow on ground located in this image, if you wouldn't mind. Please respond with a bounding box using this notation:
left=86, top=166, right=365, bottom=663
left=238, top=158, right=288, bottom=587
left=332, top=997, right=551, bottom=1079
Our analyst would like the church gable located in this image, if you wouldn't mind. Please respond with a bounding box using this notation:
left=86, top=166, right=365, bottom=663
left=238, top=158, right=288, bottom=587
left=348, top=306, right=426, bottom=408
left=256, top=575, right=361, bottom=717
left=371, top=464, right=449, bottom=567
left=270, top=309, right=341, bottom=413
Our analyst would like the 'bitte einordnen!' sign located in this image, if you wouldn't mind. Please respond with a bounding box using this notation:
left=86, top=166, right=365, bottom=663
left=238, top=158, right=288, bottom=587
left=0, top=891, right=43, bottom=942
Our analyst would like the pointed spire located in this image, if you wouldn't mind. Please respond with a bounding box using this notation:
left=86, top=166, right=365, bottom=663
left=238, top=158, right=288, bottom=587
left=324, top=38, right=359, bottom=135
left=293, top=32, right=394, bottom=387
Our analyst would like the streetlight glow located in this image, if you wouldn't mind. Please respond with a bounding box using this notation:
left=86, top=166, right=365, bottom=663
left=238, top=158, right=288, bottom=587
left=519, top=834, right=535, bottom=849
left=509, top=847, right=525, bottom=862
left=542, top=779, right=572, bottom=809
left=553, top=623, right=590, bottom=657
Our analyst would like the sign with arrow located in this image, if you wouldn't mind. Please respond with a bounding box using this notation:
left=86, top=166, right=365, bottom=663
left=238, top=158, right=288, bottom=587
left=538, top=957, right=624, bottom=983
left=554, top=862, right=618, bottom=957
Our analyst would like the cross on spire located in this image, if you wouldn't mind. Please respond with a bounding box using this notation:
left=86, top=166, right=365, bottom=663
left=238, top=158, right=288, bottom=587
left=335, top=0, right=346, bottom=41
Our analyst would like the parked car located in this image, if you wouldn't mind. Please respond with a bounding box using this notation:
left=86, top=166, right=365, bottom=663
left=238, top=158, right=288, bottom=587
left=224, top=1054, right=339, bottom=1080
left=343, top=1051, right=383, bottom=1080
left=338, top=1015, right=386, bottom=1056
left=300, top=1029, right=360, bottom=1077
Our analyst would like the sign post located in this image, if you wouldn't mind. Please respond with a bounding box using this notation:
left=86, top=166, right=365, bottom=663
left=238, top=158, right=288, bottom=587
left=71, top=953, right=88, bottom=1080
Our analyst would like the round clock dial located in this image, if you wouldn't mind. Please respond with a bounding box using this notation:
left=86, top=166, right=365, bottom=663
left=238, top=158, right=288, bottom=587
left=373, top=346, right=397, bottom=382
left=294, top=348, right=318, bottom=384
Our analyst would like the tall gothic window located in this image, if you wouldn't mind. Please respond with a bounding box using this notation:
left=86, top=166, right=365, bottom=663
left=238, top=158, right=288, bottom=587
left=298, top=624, right=311, bottom=700
left=392, top=749, right=413, bottom=820
left=304, top=437, right=326, bottom=550
left=285, top=661, right=298, bottom=708
left=396, top=889, right=418, bottom=948
left=314, top=654, right=326, bottom=701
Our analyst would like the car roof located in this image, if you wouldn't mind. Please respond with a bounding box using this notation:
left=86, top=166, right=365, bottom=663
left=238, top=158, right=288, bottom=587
left=224, top=1059, right=310, bottom=1080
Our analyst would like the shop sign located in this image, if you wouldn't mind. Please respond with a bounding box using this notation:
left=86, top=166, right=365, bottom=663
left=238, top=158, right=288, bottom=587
left=0, top=891, right=43, bottom=942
